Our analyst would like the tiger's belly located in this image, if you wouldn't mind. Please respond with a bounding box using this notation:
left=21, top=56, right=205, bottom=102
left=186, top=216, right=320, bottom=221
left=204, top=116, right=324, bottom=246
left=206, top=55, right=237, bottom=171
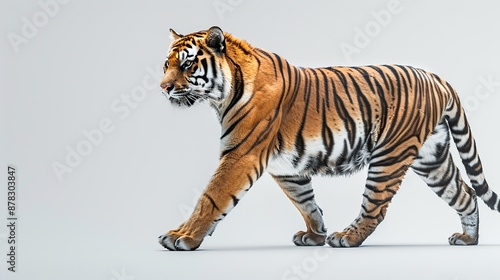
left=267, top=137, right=371, bottom=177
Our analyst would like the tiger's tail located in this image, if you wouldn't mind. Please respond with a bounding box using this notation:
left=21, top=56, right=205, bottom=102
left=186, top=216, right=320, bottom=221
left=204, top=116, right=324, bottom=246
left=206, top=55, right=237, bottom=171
left=444, top=83, right=500, bottom=212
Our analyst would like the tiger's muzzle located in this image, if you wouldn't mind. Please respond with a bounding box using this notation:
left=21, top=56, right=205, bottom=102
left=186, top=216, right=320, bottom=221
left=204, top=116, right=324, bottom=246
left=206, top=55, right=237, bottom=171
left=163, top=87, right=200, bottom=107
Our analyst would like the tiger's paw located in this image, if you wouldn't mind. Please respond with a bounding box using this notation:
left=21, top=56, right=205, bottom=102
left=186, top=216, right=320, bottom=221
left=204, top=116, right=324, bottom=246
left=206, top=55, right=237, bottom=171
left=448, top=233, right=478, bottom=246
left=293, top=231, right=326, bottom=246
left=326, top=231, right=363, bottom=248
left=158, top=231, right=202, bottom=251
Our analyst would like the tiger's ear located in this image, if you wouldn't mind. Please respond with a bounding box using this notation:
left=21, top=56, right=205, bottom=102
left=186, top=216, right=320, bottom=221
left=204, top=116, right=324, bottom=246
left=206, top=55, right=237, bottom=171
left=206, top=26, right=225, bottom=53
left=169, top=28, right=183, bottom=40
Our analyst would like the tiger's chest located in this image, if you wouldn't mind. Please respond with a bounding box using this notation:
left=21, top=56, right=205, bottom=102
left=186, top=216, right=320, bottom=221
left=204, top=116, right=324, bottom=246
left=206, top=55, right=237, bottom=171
left=266, top=135, right=371, bottom=177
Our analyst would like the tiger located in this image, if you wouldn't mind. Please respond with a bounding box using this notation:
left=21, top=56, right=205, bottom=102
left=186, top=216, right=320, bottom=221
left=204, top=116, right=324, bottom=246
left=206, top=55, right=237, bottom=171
left=158, top=26, right=499, bottom=251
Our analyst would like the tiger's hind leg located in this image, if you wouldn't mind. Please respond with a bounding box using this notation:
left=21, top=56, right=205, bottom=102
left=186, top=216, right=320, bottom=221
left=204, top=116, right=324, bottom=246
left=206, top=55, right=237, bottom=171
left=273, top=175, right=327, bottom=246
left=411, top=121, right=479, bottom=245
left=327, top=150, right=415, bottom=247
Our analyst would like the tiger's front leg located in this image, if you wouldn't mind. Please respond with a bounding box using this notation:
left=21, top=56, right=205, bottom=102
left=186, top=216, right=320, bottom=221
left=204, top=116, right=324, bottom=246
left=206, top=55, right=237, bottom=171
left=158, top=155, right=262, bottom=251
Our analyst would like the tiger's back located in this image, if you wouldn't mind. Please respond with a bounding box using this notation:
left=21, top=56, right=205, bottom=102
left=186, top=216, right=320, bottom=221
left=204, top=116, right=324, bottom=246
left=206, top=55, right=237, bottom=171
left=158, top=27, right=498, bottom=251
left=266, top=64, right=448, bottom=178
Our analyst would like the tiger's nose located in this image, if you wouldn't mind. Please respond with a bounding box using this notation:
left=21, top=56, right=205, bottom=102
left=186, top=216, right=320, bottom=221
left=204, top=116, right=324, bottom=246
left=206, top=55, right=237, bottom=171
left=161, top=82, right=174, bottom=92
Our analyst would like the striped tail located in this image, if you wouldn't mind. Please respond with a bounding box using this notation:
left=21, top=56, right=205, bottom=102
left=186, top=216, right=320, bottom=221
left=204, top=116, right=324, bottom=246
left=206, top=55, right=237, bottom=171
left=445, top=86, right=500, bottom=212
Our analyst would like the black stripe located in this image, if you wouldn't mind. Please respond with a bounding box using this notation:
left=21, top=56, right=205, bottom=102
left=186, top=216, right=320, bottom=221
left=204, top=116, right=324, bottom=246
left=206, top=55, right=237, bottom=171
left=293, top=69, right=311, bottom=166
left=368, top=65, right=391, bottom=93
left=361, top=213, right=383, bottom=220
left=253, top=166, right=260, bottom=178
left=321, top=102, right=334, bottom=165
left=200, top=58, right=208, bottom=77
left=325, top=68, right=354, bottom=104
left=230, top=194, right=239, bottom=207
left=351, top=73, right=372, bottom=138
left=382, top=65, right=411, bottom=140
left=220, top=109, right=252, bottom=139
left=279, top=176, right=311, bottom=186
left=365, top=183, right=397, bottom=194
left=285, top=60, right=293, bottom=97
left=318, top=69, right=331, bottom=108
left=246, top=174, right=254, bottom=187
left=277, top=132, right=284, bottom=151
left=370, top=145, right=418, bottom=167
left=486, top=192, right=498, bottom=210
left=221, top=56, right=245, bottom=121
left=288, top=67, right=302, bottom=108
left=310, top=69, right=321, bottom=112
left=209, top=55, right=217, bottom=79
left=258, top=149, right=266, bottom=176
left=256, top=49, right=278, bottom=78
left=220, top=128, right=253, bottom=157
left=204, top=194, right=220, bottom=212
left=448, top=173, right=462, bottom=207
left=355, top=67, right=376, bottom=94
left=297, top=195, right=315, bottom=204
left=297, top=189, right=314, bottom=197
left=333, top=88, right=356, bottom=147
left=362, top=193, right=393, bottom=207
left=367, top=165, right=408, bottom=183
left=456, top=196, right=473, bottom=213
left=427, top=159, right=455, bottom=189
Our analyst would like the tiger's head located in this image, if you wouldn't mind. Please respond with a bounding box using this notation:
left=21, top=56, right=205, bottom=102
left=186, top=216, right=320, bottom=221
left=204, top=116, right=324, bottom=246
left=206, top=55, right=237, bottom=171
left=160, top=26, right=229, bottom=107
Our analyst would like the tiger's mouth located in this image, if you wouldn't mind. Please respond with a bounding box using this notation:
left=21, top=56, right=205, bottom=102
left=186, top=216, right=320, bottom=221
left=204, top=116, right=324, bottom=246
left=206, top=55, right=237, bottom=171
left=164, top=89, right=201, bottom=107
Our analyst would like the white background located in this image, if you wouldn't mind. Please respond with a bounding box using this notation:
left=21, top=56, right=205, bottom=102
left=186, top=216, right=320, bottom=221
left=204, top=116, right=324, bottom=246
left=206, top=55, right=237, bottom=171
left=1, top=0, right=500, bottom=279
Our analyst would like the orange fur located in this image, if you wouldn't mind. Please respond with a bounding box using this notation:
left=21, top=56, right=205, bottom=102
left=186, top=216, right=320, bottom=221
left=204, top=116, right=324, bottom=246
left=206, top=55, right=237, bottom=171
left=158, top=27, right=497, bottom=250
